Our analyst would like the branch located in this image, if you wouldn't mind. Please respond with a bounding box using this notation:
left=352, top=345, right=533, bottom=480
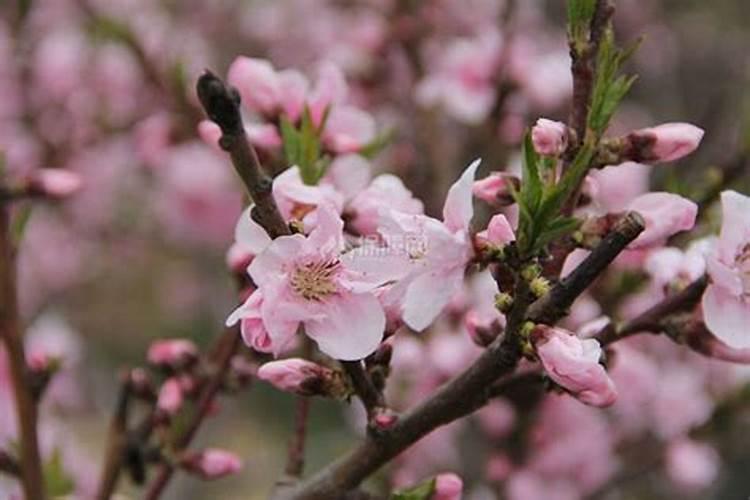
left=597, top=275, right=708, bottom=346
left=143, top=328, right=242, bottom=500
left=0, top=449, right=20, bottom=477
left=529, top=211, right=645, bottom=325
left=568, top=0, right=615, bottom=146
left=0, top=206, right=46, bottom=500
left=285, top=396, right=312, bottom=478
left=341, top=361, right=385, bottom=423
left=95, top=370, right=134, bottom=500
left=196, top=71, right=290, bottom=239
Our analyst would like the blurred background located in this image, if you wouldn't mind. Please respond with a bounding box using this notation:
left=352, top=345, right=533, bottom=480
left=1, top=0, right=749, bottom=499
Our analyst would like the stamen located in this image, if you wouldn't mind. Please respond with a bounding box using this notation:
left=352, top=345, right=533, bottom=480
left=290, top=259, right=341, bottom=301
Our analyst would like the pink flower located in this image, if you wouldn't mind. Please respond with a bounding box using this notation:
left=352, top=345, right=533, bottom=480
left=702, top=190, right=750, bottom=348
left=433, top=472, right=463, bottom=500
left=626, top=192, right=697, bottom=249
left=349, top=174, right=424, bottom=236
left=628, top=122, right=704, bottom=163
left=376, top=160, right=481, bottom=331
left=534, top=327, right=617, bottom=407
left=587, top=162, right=651, bottom=213
left=477, top=214, right=515, bottom=248
left=226, top=205, right=273, bottom=273
left=147, top=339, right=198, bottom=368
left=257, top=358, right=329, bottom=395
left=323, top=106, right=376, bottom=154
left=230, top=290, right=275, bottom=353
left=30, top=169, right=83, bottom=199
left=531, top=118, right=567, bottom=156
left=227, top=57, right=281, bottom=116
left=182, top=449, right=243, bottom=480
left=157, top=378, right=183, bottom=415
left=307, top=61, right=348, bottom=127
left=321, top=154, right=372, bottom=202
left=272, top=166, right=344, bottom=229
left=665, top=439, right=719, bottom=491
left=227, top=205, right=388, bottom=360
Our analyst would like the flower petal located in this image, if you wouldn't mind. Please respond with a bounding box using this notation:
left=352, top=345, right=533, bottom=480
left=402, top=267, right=464, bottom=331
left=305, top=293, right=385, bottom=360
left=702, top=284, right=750, bottom=349
left=442, top=159, right=481, bottom=233
left=716, top=190, right=750, bottom=264
left=234, top=206, right=272, bottom=255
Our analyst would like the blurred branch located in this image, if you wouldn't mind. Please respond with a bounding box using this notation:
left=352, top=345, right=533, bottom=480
left=0, top=206, right=46, bottom=499
left=144, top=328, right=242, bottom=500
left=341, top=361, right=386, bottom=426
left=0, top=449, right=21, bottom=478
left=597, top=275, right=708, bottom=346
left=95, top=370, right=134, bottom=500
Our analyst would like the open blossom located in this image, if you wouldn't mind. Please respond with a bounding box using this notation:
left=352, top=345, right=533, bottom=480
left=226, top=205, right=273, bottom=272
left=349, top=174, right=424, bottom=236
left=534, top=326, right=617, bottom=407
left=182, top=449, right=243, bottom=480
left=702, top=190, right=750, bottom=349
left=628, top=122, right=704, bottom=163
left=626, top=192, right=698, bottom=249
left=272, top=166, right=344, bottom=228
left=531, top=118, right=567, bottom=156
left=375, top=160, right=481, bottom=331
left=227, top=204, right=389, bottom=360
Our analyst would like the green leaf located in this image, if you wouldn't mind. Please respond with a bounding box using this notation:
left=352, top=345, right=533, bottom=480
left=359, top=129, right=394, bottom=159
left=45, top=448, right=75, bottom=497
left=534, top=216, right=582, bottom=251
left=567, top=0, right=597, bottom=53
left=521, top=132, right=543, bottom=211
left=280, top=116, right=302, bottom=167
left=11, top=204, right=33, bottom=247
left=391, top=478, right=436, bottom=500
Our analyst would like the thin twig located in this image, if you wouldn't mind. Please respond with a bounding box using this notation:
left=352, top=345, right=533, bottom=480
left=341, top=361, right=385, bottom=422
left=597, top=275, right=708, bottom=346
left=95, top=371, right=133, bottom=500
left=143, top=329, right=242, bottom=500
left=0, top=206, right=46, bottom=500
left=196, top=71, right=290, bottom=239
left=285, top=397, right=312, bottom=478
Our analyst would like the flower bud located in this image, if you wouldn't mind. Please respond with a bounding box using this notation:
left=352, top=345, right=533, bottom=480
left=28, top=169, right=83, bottom=199
left=129, top=368, right=156, bottom=401
left=372, top=408, right=398, bottom=430
left=433, top=472, right=463, bottom=500
left=531, top=118, right=568, bottom=156
left=626, top=193, right=697, bottom=249
left=147, top=339, right=198, bottom=369
left=472, top=173, right=519, bottom=206
left=627, top=123, right=704, bottom=163
left=257, top=358, right=334, bottom=396
left=477, top=214, right=516, bottom=249
left=181, top=449, right=243, bottom=480
left=157, top=377, right=183, bottom=416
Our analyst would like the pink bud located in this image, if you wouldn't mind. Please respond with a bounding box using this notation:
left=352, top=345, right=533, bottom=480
left=157, top=378, right=183, bottom=416
left=256, top=358, right=328, bottom=396
left=147, top=339, right=198, bottom=368
left=481, top=214, right=516, bottom=247
left=626, top=192, right=697, bottom=249
left=531, top=118, right=567, bottom=156
left=629, top=123, right=704, bottom=163
left=26, top=350, right=53, bottom=372
left=534, top=326, right=617, bottom=408
left=227, top=57, right=280, bottom=115
left=31, top=169, right=83, bottom=198
left=665, top=439, right=719, bottom=491
left=182, top=448, right=243, bottom=480
left=472, top=173, right=519, bottom=206
left=433, top=472, right=463, bottom=500
left=245, top=123, right=282, bottom=150
left=372, top=408, right=398, bottom=430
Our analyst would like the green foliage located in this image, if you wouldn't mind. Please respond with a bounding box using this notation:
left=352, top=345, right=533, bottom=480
left=587, top=29, right=639, bottom=137
left=514, top=134, right=591, bottom=257
left=280, top=108, right=328, bottom=185
left=358, top=128, right=394, bottom=160
left=567, top=0, right=597, bottom=52
left=45, top=448, right=75, bottom=497
left=391, top=478, right=436, bottom=500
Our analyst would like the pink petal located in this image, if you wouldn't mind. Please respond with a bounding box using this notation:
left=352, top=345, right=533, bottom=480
left=716, top=190, right=750, bottom=264
left=304, top=293, right=385, bottom=360
left=277, top=69, right=310, bottom=123
left=227, top=57, right=279, bottom=114
left=248, top=234, right=306, bottom=285
left=402, top=267, right=465, bottom=331
left=702, top=284, right=750, bottom=349
left=308, top=61, right=348, bottom=127
left=324, top=106, right=376, bottom=154
left=442, top=159, right=481, bottom=234
left=627, top=192, right=697, bottom=249
left=234, top=206, right=272, bottom=256
left=322, top=154, right=371, bottom=201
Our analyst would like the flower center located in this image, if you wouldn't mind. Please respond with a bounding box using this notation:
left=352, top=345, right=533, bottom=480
left=290, top=259, right=340, bottom=301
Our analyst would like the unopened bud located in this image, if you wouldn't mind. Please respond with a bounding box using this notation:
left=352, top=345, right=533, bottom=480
left=257, top=358, right=336, bottom=397
left=494, top=293, right=513, bottom=314
left=129, top=368, right=156, bottom=401
left=472, top=173, right=519, bottom=207
left=531, top=118, right=568, bottom=156
left=28, top=169, right=83, bottom=199
left=434, top=472, right=463, bottom=500
left=625, top=123, right=704, bottom=163
left=147, top=339, right=198, bottom=370
left=180, top=448, right=243, bottom=479
left=530, top=277, right=551, bottom=298
left=156, top=378, right=183, bottom=416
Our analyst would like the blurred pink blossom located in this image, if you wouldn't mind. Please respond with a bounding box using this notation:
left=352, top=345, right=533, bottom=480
left=626, top=192, right=697, bottom=249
